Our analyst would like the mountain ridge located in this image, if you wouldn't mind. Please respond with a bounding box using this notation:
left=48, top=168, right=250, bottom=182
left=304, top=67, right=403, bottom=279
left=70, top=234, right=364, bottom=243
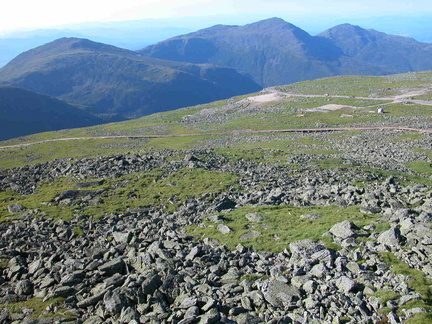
left=140, top=18, right=432, bottom=87
left=0, top=37, right=261, bottom=119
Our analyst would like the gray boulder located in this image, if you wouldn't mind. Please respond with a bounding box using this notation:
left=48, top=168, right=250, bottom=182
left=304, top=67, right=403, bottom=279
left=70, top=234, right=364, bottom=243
left=335, top=276, right=361, bottom=293
left=8, top=203, right=26, bottom=213
left=245, top=213, right=266, bottom=222
left=329, top=220, right=361, bottom=240
left=377, top=227, right=404, bottom=247
left=103, top=288, right=130, bottom=314
left=217, top=224, right=232, bottom=234
left=98, top=258, right=126, bottom=276
left=289, top=239, right=325, bottom=262
left=261, top=279, right=302, bottom=309
left=15, top=280, right=33, bottom=295
left=240, top=231, right=261, bottom=240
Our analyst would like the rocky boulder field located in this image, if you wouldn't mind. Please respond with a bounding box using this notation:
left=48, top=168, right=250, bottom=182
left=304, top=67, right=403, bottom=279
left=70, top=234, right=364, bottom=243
left=0, top=138, right=432, bottom=323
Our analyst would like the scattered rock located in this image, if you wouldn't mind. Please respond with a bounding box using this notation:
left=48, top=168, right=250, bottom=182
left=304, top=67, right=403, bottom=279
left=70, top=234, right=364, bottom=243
left=245, top=213, right=266, bottom=222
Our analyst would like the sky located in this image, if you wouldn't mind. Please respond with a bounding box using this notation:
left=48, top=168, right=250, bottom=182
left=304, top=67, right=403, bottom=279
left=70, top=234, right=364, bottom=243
left=1, top=0, right=432, bottom=33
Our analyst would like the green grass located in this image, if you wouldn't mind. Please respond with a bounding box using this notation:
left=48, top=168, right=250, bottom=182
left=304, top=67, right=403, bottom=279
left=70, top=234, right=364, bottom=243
left=0, top=135, right=216, bottom=170
left=357, top=167, right=432, bottom=187
left=0, top=257, right=9, bottom=270
left=0, top=168, right=240, bottom=222
left=0, top=297, right=72, bottom=320
left=406, top=312, right=432, bottom=324
left=72, top=226, right=85, bottom=237
left=375, top=289, right=401, bottom=305
left=188, top=205, right=379, bottom=252
left=380, top=252, right=432, bottom=317
left=393, top=134, right=427, bottom=142
left=412, top=149, right=432, bottom=159
left=0, top=138, right=149, bottom=170
left=240, top=273, right=270, bottom=282
left=276, top=73, right=432, bottom=98
left=408, top=161, right=432, bottom=176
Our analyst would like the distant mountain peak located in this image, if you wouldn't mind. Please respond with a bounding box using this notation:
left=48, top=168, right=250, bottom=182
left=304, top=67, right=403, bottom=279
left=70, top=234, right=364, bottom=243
left=320, top=23, right=366, bottom=36
left=245, top=17, right=301, bottom=32
left=40, top=37, right=132, bottom=55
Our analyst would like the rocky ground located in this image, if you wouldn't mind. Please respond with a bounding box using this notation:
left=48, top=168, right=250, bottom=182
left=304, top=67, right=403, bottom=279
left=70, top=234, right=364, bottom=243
left=0, top=141, right=431, bottom=323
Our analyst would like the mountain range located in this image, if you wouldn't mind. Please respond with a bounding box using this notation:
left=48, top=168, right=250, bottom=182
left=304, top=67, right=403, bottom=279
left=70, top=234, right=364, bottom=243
left=1, top=17, right=432, bottom=140
left=141, top=17, right=432, bottom=87
left=0, top=37, right=261, bottom=120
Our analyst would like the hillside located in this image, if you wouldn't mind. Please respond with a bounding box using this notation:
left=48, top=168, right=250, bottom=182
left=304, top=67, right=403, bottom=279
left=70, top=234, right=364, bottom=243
left=0, top=72, right=431, bottom=323
left=0, top=37, right=261, bottom=119
left=140, top=18, right=432, bottom=87
left=0, top=86, right=103, bottom=141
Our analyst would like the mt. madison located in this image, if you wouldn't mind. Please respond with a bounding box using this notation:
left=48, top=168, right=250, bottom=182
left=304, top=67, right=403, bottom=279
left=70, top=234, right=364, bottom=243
left=1, top=17, right=432, bottom=140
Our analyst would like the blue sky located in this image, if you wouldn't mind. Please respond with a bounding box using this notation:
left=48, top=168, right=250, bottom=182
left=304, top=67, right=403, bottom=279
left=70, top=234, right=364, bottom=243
left=1, top=0, right=431, bottom=33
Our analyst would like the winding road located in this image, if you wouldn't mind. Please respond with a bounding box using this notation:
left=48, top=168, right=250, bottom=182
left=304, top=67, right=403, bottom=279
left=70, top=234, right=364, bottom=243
left=0, top=126, right=431, bottom=150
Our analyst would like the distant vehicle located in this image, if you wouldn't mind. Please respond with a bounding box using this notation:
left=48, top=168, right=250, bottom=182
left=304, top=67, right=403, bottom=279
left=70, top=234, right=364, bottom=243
left=349, top=95, right=355, bottom=98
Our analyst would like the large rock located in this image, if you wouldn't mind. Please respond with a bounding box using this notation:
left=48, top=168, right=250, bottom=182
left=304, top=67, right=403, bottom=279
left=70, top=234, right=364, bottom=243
left=245, top=213, right=266, bottom=222
left=240, top=231, right=261, bottom=240
left=15, top=280, right=33, bottom=295
left=335, top=276, right=362, bottom=293
left=329, top=220, right=361, bottom=240
left=217, top=224, right=232, bottom=234
left=112, top=231, right=132, bottom=244
left=289, top=239, right=325, bottom=262
left=141, top=274, right=162, bottom=296
left=103, top=288, right=130, bottom=314
left=215, top=197, right=236, bottom=211
left=8, top=203, right=26, bottom=213
left=261, top=279, right=302, bottom=309
left=98, top=258, right=126, bottom=276
left=377, top=227, right=404, bottom=247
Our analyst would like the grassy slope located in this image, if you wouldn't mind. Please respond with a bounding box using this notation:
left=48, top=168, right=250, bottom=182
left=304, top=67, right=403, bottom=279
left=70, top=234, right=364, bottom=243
left=0, top=72, right=431, bottom=174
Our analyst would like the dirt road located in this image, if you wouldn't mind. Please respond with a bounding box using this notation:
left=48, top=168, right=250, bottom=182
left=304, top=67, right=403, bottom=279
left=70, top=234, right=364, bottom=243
left=0, top=126, right=431, bottom=150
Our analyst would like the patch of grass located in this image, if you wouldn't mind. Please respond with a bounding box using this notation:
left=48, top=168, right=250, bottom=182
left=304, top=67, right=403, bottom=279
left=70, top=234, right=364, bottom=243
left=72, top=226, right=85, bottom=237
left=375, top=289, right=401, bottom=305
left=0, top=177, right=79, bottom=223
left=408, top=161, right=432, bottom=176
left=240, top=273, right=270, bottom=282
left=412, top=149, right=432, bottom=159
left=406, top=312, right=432, bottom=324
left=276, top=73, right=432, bottom=98
left=0, top=138, right=150, bottom=170
left=0, top=168, right=240, bottom=222
left=0, top=297, right=72, bottom=319
left=89, top=167, right=239, bottom=218
left=189, top=205, right=379, bottom=252
left=145, top=135, right=214, bottom=150
left=380, top=252, right=432, bottom=314
left=393, top=134, right=426, bottom=142
left=0, top=257, right=9, bottom=270
left=358, top=167, right=432, bottom=187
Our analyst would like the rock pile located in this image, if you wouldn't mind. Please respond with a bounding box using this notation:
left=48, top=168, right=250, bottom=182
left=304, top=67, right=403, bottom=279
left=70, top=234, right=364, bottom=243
left=0, top=150, right=431, bottom=323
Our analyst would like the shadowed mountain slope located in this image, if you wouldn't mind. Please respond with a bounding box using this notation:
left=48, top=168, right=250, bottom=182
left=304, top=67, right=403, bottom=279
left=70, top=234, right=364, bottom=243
left=140, top=18, right=432, bottom=87
left=0, top=38, right=261, bottom=119
left=0, top=86, right=103, bottom=140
